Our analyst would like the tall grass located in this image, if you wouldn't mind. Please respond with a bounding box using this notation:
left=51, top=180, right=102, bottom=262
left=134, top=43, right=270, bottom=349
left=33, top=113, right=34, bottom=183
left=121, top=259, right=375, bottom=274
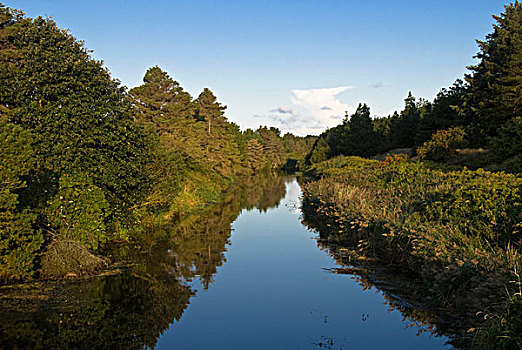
left=302, top=155, right=522, bottom=348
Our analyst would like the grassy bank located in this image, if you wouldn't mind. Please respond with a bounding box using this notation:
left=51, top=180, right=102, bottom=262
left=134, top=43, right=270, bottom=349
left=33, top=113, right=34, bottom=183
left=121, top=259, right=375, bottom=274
left=301, top=155, right=522, bottom=349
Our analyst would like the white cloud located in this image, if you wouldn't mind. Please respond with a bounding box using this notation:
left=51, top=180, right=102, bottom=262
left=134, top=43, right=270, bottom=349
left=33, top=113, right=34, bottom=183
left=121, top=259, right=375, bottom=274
left=291, top=86, right=354, bottom=135
left=255, top=86, right=355, bottom=136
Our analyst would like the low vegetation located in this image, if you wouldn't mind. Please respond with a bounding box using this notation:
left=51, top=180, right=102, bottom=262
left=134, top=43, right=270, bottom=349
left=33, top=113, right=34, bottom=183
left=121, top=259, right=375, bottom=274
left=302, top=155, right=522, bottom=348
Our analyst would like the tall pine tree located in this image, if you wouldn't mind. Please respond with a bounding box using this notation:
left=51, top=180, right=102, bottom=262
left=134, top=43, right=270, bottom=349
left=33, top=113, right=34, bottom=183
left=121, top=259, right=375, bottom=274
left=462, top=1, right=522, bottom=144
left=195, top=88, right=241, bottom=175
left=339, top=103, right=378, bottom=156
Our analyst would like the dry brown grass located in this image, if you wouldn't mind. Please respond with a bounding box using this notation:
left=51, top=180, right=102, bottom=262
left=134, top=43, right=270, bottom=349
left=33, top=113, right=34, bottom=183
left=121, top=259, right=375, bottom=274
left=39, top=240, right=107, bottom=279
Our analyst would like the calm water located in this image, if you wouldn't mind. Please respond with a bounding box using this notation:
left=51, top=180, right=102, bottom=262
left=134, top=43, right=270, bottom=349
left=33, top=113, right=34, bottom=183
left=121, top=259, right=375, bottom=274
left=0, top=175, right=451, bottom=349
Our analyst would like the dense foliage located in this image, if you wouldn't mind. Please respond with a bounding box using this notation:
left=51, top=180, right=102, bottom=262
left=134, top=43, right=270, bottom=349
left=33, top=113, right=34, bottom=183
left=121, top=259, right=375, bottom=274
left=0, top=6, right=153, bottom=221
left=1, top=1, right=521, bottom=348
left=45, top=174, right=110, bottom=250
left=462, top=2, right=522, bottom=144
left=417, top=126, right=467, bottom=162
left=0, top=3, right=314, bottom=280
left=0, top=118, right=42, bottom=280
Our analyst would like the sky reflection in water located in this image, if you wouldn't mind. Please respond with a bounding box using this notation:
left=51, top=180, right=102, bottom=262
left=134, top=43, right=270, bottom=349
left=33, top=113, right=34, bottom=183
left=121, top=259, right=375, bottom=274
left=156, top=178, right=451, bottom=350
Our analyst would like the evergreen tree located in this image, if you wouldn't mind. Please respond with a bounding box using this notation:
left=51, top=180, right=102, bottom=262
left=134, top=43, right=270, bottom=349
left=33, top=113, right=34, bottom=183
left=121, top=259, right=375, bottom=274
left=339, top=103, right=378, bottom=156
left=390, top=92, right=422, bottom=148
left=195, top=88, right=241, bottom=175
left=415, top=80, right=466, bottom=148
left=130, top=66, right=205, bottom=162
left=324, top=124, right=345, bottom=157
left=489, top=116, right=522, bottom=172
left=257, top=126, right=285, bottom=169
left=245, top=138, right=266, bottom=171
left=196, top=88, right=227, bottom=136
left=372, top=115, right=393, bottom=153
left=305, top=136, right=331, bottom=165
left=131, top=66, right=195, bottom=135
left=462, top=1, right=522, bottom=144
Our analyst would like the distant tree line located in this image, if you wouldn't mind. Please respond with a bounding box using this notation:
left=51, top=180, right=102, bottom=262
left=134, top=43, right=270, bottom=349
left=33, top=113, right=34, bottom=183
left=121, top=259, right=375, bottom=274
left=306, top=2, right=522, bottom=173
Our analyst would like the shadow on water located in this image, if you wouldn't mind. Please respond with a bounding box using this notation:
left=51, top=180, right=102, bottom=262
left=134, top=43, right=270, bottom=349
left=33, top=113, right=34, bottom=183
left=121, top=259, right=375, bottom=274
left=0, top=172, right=287, bottom=350
left=309, top=238, right=460, bottom=349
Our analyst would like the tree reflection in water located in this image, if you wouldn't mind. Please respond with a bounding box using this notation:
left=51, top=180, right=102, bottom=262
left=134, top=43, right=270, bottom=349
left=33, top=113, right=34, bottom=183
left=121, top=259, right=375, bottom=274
left=0, top=172, right=287, bottom=349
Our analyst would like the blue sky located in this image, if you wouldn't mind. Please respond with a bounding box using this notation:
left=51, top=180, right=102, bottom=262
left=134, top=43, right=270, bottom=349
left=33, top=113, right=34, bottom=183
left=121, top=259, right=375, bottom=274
left=5, top=0, right=506, bottom=135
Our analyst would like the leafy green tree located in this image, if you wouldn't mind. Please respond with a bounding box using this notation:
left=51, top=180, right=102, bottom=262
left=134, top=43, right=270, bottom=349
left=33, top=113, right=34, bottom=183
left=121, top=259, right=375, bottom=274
left=45, top=173, right=110, bottom=250
left=323, top=124, right=345, bottom=157
left=462, top=1, right=522, bottom=144
left=305, top=136, right=331, bottom=165
left=0, top=118, right=42, bottom=280
left=0, top=7, right=152, bottom=227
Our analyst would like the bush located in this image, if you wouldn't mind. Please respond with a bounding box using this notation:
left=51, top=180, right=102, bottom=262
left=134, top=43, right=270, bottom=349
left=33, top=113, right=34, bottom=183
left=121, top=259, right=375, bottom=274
left=0, top=193, right=42, bottom=280
left=45, top=174, right=110, bottom=250
left=426, top=169, right=522, bottom=247
left=0, top=118, right=43, bottom=280
left=490, top=117, right=522, bottom=160
left=417, top=127, right=467, bottom=161
left=490, top=117, right=522, bottom=173
left=304, top=155, right=377, bottom=179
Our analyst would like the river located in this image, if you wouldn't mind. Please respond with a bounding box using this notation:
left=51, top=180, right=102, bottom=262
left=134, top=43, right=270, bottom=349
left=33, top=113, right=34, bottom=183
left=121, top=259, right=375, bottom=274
left=0, top=175, right=452, bottom=349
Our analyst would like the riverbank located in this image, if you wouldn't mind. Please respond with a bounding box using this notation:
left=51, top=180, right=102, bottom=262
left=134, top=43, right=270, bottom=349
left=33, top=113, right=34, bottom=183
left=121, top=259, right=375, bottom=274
left=0, top=173, right=290, bottom=349
left=300, top=155, right=522, bottom=349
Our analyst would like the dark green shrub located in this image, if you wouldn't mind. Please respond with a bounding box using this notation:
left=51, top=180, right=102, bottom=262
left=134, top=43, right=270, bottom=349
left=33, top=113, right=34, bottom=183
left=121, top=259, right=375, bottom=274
left=0, top=118, right=43, bottom=280
left=490, top=117, right=522, bottom=160
left=490, top=117, right=522, bottom=173
left=307, top=137, right=331, bottom=165
left=417, top=126, right=467, bottom=161
left=305, top=155, right=377, bottom=179
left=45, top=174, right=110, bottom=250
left=501, top=154, right=522, bottom=174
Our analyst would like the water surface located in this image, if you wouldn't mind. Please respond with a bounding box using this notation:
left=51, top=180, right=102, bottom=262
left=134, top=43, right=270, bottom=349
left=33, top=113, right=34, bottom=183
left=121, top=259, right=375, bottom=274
left=0, top=175, right=451, bottom=349
left=156, top=177, right=450, bottom=349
